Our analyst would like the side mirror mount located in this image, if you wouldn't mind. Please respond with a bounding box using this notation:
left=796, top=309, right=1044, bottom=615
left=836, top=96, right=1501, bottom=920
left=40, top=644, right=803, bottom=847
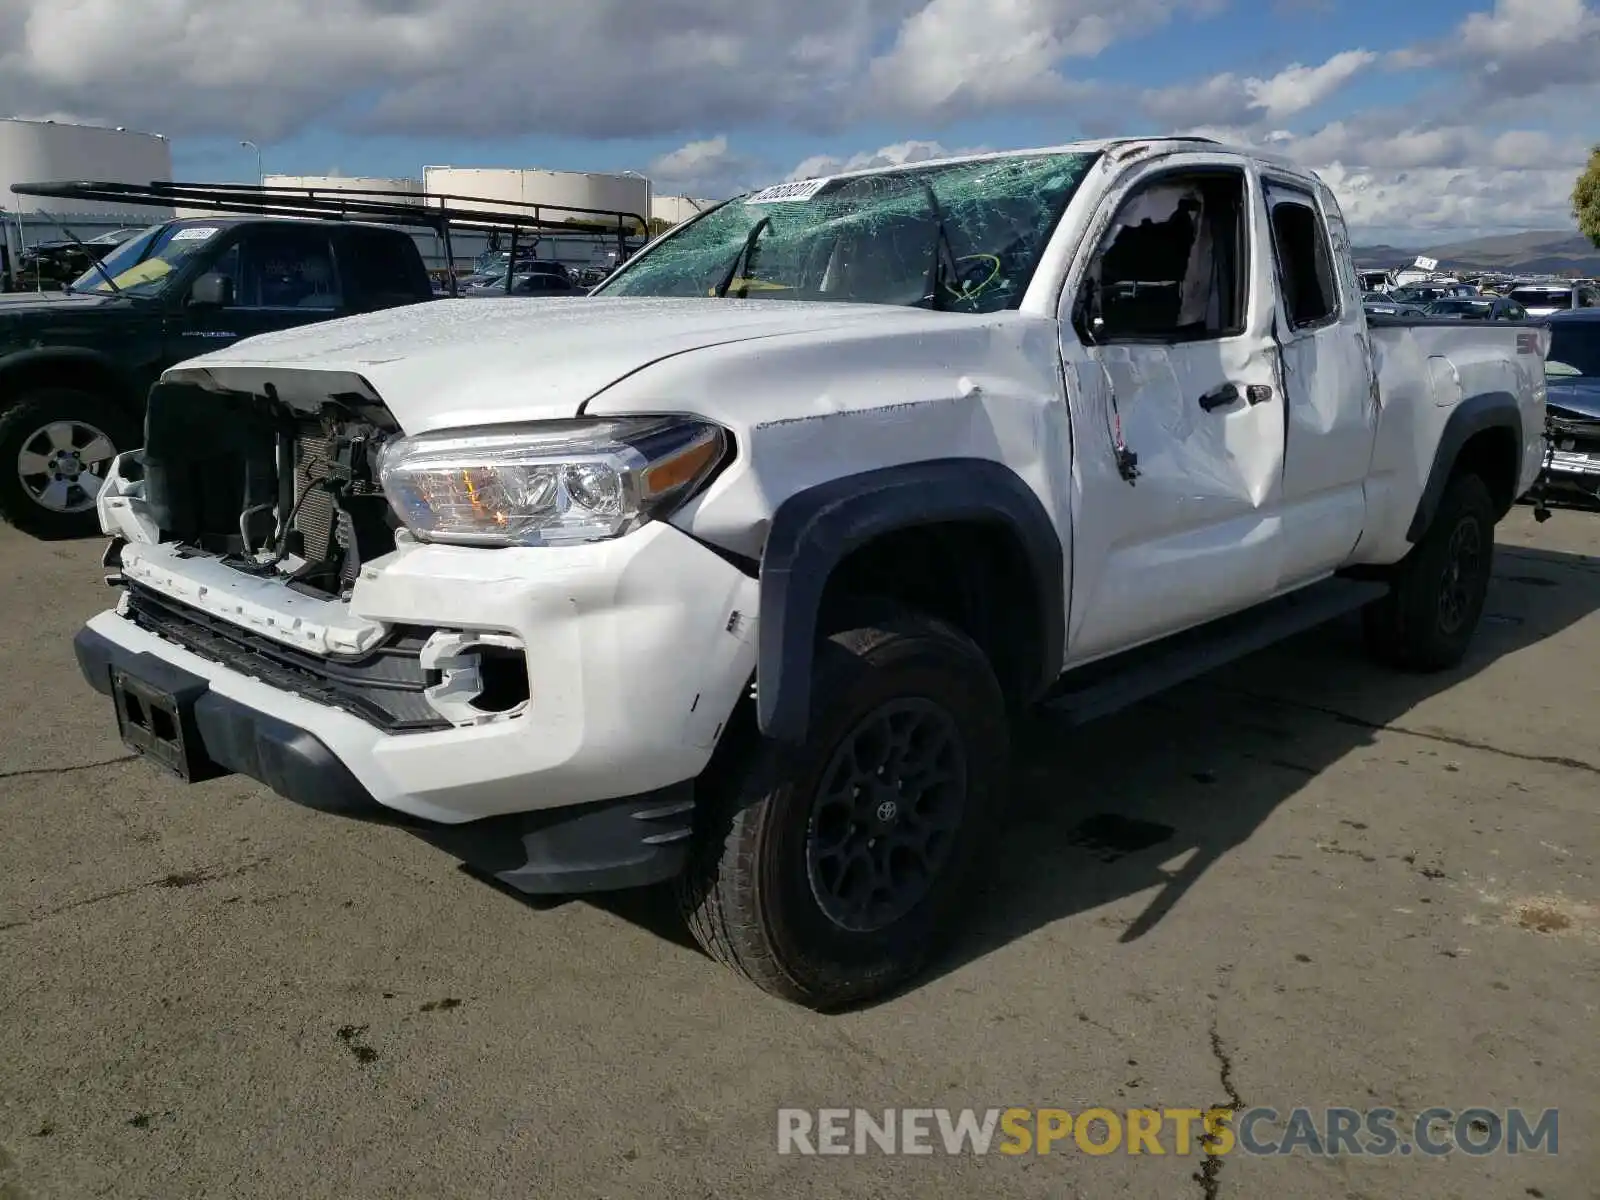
left=189, top=272, right=234, bottom=309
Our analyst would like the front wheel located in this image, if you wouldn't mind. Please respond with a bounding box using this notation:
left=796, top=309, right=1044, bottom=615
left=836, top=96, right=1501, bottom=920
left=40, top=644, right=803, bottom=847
left=678, top=609, right=1009, bottom=1010
left=0, top=389, right=136, bottom=539
left=1363, top=472, right=1496, bottom=672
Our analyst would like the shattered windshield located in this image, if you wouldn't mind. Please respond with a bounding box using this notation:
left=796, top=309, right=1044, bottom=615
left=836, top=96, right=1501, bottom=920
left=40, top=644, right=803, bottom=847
left=595, top=152, right=1100, bottom=313
left=68, top=222, right=224, bottom=297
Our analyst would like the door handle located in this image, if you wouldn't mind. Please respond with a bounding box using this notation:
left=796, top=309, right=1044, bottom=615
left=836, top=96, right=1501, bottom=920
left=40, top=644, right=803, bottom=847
left=1198, top=383, right=1239, bottom=411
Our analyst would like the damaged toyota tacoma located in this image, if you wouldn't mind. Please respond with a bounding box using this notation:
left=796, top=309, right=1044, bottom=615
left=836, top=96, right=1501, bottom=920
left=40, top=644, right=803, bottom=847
left=74, top=139, right=1548, bottom=1009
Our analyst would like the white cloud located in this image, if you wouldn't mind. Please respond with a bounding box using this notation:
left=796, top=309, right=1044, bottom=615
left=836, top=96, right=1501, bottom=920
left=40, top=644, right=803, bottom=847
left=1142, top=49, right=1377, bottom=126
left=1174, top=118, right=1591, bottom=236
left=861, top=0, right=1167, bottom=118
left=0, top=0, right=896, bottom=140
left=786, top=139, right=992, bottom=181
left=1244, top=50, right=1377, bottom=119
left=1413, top=0, right=1600, bottom=99
left=0, top=0, right=1186, bottom=140
left=0, top=0, right=1591, bottom=240
left=646, top=135, right=761, bottom=197
left=1312, top=163, right=1579, bottom=240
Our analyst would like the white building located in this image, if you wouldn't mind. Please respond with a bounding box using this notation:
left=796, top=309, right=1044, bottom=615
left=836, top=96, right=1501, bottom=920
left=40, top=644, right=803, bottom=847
left=423, top=167, right=649, bottom=232
left=1, top=119, right=173, bottom=268
left=0, top=117, right=172, bottom=218
left=651, top=194, right=717, bottom=226
left=262, top=174, right=424, bottom=204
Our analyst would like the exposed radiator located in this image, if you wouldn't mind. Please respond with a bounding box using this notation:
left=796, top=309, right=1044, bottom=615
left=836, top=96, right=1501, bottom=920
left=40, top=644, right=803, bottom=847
left=293, top=425, right=338, bottom=562
left=291, top=421, right=379, bottom=563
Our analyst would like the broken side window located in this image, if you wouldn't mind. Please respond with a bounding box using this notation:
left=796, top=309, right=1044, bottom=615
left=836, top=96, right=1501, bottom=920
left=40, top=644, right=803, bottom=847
left=1085, top=170, right=1248, bottom=344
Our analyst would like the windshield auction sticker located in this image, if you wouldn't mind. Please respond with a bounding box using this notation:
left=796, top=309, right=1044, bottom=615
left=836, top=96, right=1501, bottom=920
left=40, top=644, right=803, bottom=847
left=170, top=227, right=219, bottom=241
left=745, top=179, right=831, bottom=204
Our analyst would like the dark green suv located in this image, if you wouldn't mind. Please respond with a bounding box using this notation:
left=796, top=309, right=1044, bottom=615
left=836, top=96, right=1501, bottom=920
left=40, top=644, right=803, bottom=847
left=0, top=216, right=435, bottom=537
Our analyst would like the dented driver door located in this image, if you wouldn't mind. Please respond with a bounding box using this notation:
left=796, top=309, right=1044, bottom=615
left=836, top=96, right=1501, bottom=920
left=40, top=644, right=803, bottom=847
left=1060, top=159, right=1287, bottom=662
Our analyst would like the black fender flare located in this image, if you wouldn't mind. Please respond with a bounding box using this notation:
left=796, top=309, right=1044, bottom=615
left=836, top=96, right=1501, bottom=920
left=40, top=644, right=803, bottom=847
left=756, top=458, right=1065, bottom=743
left=0, top=345, right=141, bottom=412
left=1405, top=390, right=1523, bottom=542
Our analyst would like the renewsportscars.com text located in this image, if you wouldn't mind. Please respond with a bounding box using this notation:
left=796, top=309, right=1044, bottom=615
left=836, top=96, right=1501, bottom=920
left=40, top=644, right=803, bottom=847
left=776, top=1106, right=1559, bottom=1157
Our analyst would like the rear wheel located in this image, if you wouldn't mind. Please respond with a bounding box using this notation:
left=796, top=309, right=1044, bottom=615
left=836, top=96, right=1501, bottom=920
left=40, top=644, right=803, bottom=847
left=1363, top=472, right=1496, bottom=672
left=0, top=389, right=135, bottom=539
left=678, top=608, right=1008, bottom=1010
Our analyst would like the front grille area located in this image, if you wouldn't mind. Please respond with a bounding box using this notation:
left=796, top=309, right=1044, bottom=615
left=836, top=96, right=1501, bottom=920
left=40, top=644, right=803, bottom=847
left=1549, top=406, right=1600, bottom=455
left=126, top=583, right=450, bottom=733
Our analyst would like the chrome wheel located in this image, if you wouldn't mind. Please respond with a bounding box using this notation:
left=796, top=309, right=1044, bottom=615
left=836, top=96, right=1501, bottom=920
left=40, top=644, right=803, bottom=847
left=17, top=420, right=116, bottom=514
left=805, top=698, right=968, bottom=934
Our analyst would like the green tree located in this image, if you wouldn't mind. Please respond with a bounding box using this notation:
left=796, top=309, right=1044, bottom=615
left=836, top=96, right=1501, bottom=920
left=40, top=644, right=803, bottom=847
left=1575, top=145, right=1600, bottom=248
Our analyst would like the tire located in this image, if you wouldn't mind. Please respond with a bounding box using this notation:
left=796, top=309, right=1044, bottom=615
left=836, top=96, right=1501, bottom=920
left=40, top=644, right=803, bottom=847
left=1363, top=472, right=1496, bottom=672
left=678, top=608, right=1009, bottom=1010
left=0, top=388, right=137, bottom=539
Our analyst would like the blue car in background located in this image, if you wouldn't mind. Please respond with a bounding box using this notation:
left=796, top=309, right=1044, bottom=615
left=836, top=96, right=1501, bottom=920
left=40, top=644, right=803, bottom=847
left=1542, top=309, right=1600, bottom=503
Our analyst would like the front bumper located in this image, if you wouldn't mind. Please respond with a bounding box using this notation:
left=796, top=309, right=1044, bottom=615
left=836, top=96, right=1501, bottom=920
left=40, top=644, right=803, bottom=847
left=79, top=521, right=759, bottom=825
left=73, top=625, right=697, bottom=893
left=1544, top=448, right=1600, bottom=499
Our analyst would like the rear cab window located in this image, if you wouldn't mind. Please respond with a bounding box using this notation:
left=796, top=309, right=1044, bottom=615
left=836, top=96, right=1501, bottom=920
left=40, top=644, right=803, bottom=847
left=1265, top=183, right=1338, bottom=330
left=339, top=230, right=430, bottom=308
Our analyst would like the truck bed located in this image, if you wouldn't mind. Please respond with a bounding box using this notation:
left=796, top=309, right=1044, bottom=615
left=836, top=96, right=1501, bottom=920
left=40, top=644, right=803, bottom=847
left=1355, top=313, right=1548, bottom=563
left=1366, top=313, right=1547, bottom=409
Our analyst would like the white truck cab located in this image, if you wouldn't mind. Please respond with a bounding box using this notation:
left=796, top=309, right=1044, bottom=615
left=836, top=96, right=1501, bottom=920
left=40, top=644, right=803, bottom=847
left=76, top=138, right=1548, bottom=1008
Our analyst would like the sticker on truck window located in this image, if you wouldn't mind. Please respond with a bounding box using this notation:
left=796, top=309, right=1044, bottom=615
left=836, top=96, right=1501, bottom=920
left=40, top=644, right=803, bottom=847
left=745, top=179, right=831, bottom=205
left=170, top=226, right=219, bottom=241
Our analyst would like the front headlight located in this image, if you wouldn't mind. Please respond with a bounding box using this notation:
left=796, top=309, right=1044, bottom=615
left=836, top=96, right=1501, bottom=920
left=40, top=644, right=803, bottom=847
left=378, top=417, right=727, bottom=547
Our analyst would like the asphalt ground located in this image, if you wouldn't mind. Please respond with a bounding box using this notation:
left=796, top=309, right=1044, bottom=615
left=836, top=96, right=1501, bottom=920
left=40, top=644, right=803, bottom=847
left=1, top=507, right=1596, bottom=1199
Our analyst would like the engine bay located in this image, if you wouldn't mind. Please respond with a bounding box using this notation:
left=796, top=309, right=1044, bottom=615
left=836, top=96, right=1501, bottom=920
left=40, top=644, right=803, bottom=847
left=142, top=368, right=404, bottom=600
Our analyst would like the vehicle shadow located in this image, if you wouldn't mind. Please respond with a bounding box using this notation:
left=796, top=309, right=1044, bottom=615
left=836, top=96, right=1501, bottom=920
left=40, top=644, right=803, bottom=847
left=924, top=539, right=1600, bottom=989
left=499, top=541, right=1600, bottom=1000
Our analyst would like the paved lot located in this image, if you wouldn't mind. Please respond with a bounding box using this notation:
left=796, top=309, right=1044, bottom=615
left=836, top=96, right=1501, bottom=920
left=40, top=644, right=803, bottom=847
left=1, top=509, right=1596, bottom=1199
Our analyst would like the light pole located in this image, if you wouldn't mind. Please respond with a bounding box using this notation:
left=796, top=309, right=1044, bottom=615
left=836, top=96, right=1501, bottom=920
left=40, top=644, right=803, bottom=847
left=240, top=140, right=262, bottom=185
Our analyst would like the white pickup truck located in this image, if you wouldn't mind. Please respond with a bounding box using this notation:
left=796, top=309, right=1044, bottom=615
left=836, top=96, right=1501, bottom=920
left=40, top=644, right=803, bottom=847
left=75, top=138, right=1548, bottom=1009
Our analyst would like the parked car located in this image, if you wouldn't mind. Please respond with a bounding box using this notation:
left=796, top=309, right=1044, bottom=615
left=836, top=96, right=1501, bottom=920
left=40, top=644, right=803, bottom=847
left=77, top=138, right=1547, bottom=1009
left=0, top=216, right=437, bottom=536
left=573, top=265, right=616, bottom=289
left=9, top=239, right=117, bottom=292
left=1365, top=293, right=1427, bottom=318
left=1389, top=285, right=1447, bottom=306
left=1424, top=296, right=1528, bottom=321
left=1507, top=282, right=1600, bottom=317
left=1540, top=309, right=1600, bottom=502
left=462, top=261, right=579, bottom=296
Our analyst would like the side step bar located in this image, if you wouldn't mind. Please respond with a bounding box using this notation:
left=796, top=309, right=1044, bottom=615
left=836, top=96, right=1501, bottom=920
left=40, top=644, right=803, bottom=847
left=1041, top=577, right=1389, bottom=727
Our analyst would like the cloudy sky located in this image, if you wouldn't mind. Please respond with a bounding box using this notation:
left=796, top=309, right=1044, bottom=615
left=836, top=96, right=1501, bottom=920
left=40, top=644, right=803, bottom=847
left=2, top=0, right=1594, bottom=243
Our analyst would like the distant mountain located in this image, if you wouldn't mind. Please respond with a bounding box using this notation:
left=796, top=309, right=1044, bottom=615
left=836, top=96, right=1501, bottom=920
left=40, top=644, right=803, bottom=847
left=1352, top=230, right=1600, bottom=275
